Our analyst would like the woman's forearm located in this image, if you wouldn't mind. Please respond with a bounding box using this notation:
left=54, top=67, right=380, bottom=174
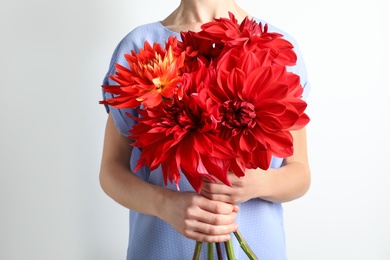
left=252, top=161, right=311, bottom=203
left=100, top=163, right=170, bottom=217
left=99, top=114, right=170, bottom=217
left=254, top=127, right=311, bottom=203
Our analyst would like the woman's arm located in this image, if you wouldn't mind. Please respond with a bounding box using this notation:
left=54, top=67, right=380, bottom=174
left=99, top=113, right=239, bottom=242
left=201, top=127, right=311, bottom=204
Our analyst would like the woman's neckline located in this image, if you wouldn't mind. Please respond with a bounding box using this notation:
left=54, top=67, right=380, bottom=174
left=158, top=16, right=261, bottom=35
left=158, top=21, right=182, bottom=36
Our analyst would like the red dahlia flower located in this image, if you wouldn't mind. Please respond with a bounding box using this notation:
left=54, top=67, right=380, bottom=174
left=209, top=51, right=309, bottom=171
left=197, top=12, right=297, bottom=66
left=100, top=36, right=185, bottom=109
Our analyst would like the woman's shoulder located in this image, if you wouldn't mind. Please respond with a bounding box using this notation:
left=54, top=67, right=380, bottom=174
left=116, top=21, right=176, bottom=52
left=123, top=22, right=164, bottom=39
left=254, top=18, right=298, bottom=46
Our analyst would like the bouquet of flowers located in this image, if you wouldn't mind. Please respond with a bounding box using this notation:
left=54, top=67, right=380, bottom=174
left=100, top=12, right=309, bottom=260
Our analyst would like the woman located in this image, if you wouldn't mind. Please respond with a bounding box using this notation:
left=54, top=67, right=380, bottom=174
left=100, top=0, right=311, bottom=259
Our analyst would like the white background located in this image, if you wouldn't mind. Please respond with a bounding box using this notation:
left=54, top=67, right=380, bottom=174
left=1, top=0, right=389, bottom=259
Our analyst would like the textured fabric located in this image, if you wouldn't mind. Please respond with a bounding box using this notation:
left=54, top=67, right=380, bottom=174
left=102, top=20, right=310, bottom=260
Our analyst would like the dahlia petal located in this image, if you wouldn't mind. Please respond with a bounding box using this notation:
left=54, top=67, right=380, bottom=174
left=138, top=91, right=163, bottom=108
left=245, top=67, right=273, bottom=97
left=272, top=146, right=294, bottom=158
left=256, top=100, right=286, bottom=116
left=239, top=131, right=257, bottom=153
left=249, top=148, right=272, bottom=170
left=258, top=81, right=288, bottom=100
left=162, top=155, right=181, bottom=188
left=200, top=156, right=232, bottom=187
left=182, top=170, right=203, bottom=193
left=236, top=148, right=251, bottom=167
left=257, top=115, right=283, bottom=132
left=101, top=85, right=127, bottom=95
left=178, top=138, right=198, bottom=171
left=286, top=99, right=308, bottom=114
left=237, top=51, right=261, bottom=75
left=217, top=49, right=241, bottom=73
left=178, top=144, right=204, bottom=192
left=100, top=96, right=141, bottom=109
left=289, top=114, right=310, bottom=130
left=229, top=159, right=245, bottom=178
left=278, top=110, right=301, bottom=129
left=264, top=131, right=294, bottom=158
left=228, top=68, right=246, bottom=95
left=250, top=127, right=267, bottom=148
left=210, top=71, right=232, bottom=101
left=194, top=134, right=236, bottom=159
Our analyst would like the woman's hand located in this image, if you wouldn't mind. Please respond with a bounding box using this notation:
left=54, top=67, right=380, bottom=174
left=201, top=170, right=262, bottom=204
left=160, top=191, right=240, bottom=243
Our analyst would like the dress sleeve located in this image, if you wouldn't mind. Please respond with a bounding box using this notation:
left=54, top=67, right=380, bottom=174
left=285, top=35, right=311, bottom=101
left=101, top=38, right=139, bottom=137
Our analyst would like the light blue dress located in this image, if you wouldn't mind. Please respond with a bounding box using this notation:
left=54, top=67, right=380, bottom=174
left=102, top=19, right=310, bottom=260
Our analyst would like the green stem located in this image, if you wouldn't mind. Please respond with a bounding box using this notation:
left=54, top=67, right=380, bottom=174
left=224, top=238, right=236, bottom=260
left=207, top=243, right=214, bottom=260
left=192, top=241, right=203, bottom=260
left=233, top=230, right=258, bottom=260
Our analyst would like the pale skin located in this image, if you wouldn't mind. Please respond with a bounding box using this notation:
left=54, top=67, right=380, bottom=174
left=99, top=0, right=311, bottom=243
